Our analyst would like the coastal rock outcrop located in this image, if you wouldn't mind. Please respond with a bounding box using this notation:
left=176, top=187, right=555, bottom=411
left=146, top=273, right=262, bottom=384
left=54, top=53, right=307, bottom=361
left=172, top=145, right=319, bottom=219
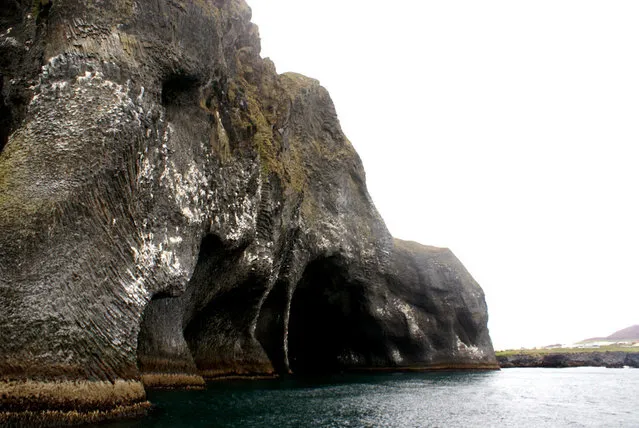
left=0, top=0, right=497, bottom=424
left=498, top=352, right=639, bottom=369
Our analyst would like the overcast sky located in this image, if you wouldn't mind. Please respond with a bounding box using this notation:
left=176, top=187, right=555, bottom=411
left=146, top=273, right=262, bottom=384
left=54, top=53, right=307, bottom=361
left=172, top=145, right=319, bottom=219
left=250, top=1, right=639, bottom=350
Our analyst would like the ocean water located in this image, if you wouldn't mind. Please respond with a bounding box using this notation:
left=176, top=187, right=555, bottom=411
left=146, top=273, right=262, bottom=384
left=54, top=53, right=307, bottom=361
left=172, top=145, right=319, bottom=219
left=107, top=368, right=639, bottom=427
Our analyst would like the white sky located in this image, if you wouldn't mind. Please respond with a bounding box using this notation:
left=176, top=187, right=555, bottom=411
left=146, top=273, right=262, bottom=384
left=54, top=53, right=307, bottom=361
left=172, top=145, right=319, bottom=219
left=250, top=1, right=639, bottom=350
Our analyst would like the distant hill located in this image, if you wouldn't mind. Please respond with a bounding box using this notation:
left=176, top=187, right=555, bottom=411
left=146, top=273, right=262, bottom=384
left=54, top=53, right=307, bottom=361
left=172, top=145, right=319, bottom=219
left=607, top=325, right=639, bottom=341
left=579, top=325, right=639, bottom=343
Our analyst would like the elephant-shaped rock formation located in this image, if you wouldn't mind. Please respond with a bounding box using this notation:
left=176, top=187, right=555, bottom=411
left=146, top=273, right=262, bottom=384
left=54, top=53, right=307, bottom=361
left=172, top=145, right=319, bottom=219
left=0, top=0, right=496, bottom=424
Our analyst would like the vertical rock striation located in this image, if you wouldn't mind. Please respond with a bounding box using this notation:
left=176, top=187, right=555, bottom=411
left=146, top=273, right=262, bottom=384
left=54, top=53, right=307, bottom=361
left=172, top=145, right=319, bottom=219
left=0, top=0, right=496, bottom=424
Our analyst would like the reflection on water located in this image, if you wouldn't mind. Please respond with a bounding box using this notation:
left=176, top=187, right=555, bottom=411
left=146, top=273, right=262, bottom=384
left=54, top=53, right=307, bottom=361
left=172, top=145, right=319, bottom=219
left=106, top=368, right=639, bottom=427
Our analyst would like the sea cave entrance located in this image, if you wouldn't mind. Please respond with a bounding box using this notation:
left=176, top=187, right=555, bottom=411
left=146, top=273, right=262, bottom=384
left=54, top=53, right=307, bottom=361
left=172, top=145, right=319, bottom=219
left=287, top=256, right=374, bottom=374
left=136, top=234, right=227, bottom=376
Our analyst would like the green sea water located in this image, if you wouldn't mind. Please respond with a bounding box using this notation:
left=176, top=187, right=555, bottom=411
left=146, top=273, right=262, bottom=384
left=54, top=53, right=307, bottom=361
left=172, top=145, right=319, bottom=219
left=105, top=368, right=639, bottom=427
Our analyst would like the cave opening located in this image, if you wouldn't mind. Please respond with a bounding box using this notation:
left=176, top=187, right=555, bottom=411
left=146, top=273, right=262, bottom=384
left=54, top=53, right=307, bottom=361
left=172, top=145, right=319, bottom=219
left=183, top=270, right=273, bottom=377
left=136, top=234, right=226, bottom=375
left=287, top=256, right=373, bottom=374
left=0, top=1, right=19, bottom=24
left=35, top=0, right=53, bottom=25
left=161, top=74, right=200, bottom=107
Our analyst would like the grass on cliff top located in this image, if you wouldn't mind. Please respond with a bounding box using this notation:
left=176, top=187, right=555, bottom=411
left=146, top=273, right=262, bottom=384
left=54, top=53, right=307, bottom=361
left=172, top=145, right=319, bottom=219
left=496, top=345, right=639, bottom=357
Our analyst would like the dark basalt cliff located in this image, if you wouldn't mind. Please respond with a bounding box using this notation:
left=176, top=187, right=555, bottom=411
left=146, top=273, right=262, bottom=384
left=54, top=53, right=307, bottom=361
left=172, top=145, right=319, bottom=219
left=0, top=0, right=496, bottom=424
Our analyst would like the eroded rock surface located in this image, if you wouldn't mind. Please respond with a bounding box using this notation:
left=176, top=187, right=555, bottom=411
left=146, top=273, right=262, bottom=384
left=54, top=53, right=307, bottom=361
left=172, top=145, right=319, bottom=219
left=0, top=0, right=496, bottom=424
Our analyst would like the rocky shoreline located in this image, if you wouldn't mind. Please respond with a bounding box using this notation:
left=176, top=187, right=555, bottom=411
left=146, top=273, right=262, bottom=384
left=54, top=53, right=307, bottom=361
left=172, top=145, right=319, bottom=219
left=497, top=352, right=639, bottom=368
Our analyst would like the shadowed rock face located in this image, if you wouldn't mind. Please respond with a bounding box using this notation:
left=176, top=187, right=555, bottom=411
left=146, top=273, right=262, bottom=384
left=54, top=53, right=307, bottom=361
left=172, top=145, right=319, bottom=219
left=0, top=0, right=496, bottom=423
